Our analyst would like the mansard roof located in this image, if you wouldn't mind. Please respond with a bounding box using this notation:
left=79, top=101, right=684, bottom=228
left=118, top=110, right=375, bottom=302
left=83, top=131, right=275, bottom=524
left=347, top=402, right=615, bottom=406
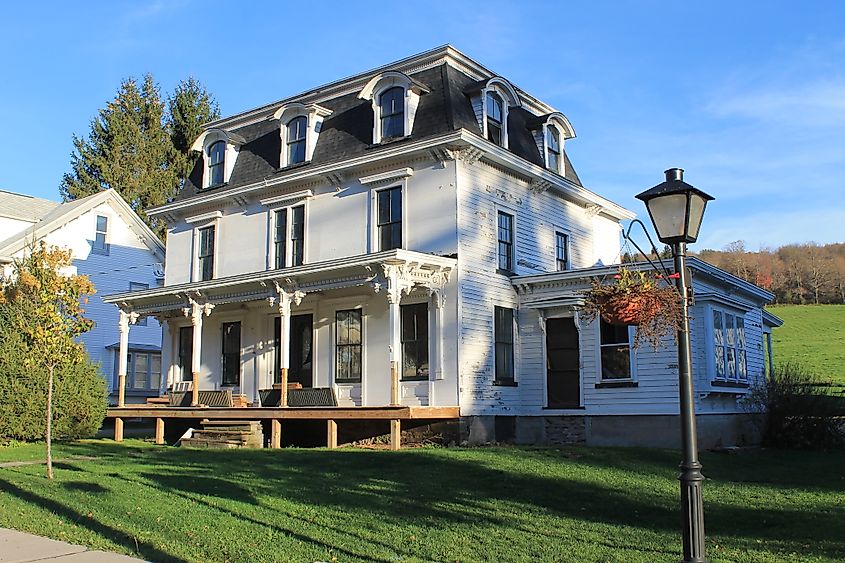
left=176, top=47, right=584, bottom=204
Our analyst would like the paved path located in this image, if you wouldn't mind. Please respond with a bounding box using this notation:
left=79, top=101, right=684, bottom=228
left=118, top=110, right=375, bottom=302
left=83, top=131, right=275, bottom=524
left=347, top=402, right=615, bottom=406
left=0, top=528, right=145, bottom=562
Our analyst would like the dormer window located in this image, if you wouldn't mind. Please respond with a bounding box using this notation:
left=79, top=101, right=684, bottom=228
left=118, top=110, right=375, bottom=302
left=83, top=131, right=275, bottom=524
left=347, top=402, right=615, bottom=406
left=546, top=126, right=561, bottom=173
left=486, top=92, right=504, bottom=146
left=208, top=141, right=225, bottom=186
left=359, top=71, right=429, bottom=144
left=379, top=87, right=405, bottom=140
left=286, top=116, right=307, bottom=165
left=273, top=103, right=332, bottom=169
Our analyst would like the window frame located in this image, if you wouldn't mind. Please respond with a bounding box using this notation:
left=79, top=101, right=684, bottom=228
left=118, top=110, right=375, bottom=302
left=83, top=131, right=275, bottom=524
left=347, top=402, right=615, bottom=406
left=400, top=302, right=429, bottom=381
left=493, top=306, right=516, bottom=386
left=709, top=307, right=749, bottom=382
left=546, top=125, right=562, bottom=173
left=270, top=203, right=307, bottom=270
left=178, top=325, right=193, bottom=382
left=113, top=349, right=162, bottom=392
left=378, top=86, right=406, bottom=141
left=555, top=231, right=570, bottom=271
left=375, top=185, right=404, bottom=252
left=597, top=320, right=637, bottom=382
left=92, top=214, right=110, bottom=255
left=334, top=308, right=363, bottom=384
left=286, top=115, right=308, bottom=166
left=497, top=210, right=515, bottom=273
left=207, top=140, right=226, bottom=187
left=221, top=321, right=241, bottom=387
left=196, top=224, right=216, bottom=282
left=485, top=91, right=505, bottom=147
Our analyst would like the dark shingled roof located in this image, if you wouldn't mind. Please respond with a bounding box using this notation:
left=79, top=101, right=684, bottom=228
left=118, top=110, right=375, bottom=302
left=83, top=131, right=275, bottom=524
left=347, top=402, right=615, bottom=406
left=177, top=62, right=582, bottom=201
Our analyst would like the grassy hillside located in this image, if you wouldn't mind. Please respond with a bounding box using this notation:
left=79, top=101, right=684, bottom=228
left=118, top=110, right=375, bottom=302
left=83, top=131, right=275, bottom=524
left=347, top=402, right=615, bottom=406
left=767, top=304, right=845, bottom=384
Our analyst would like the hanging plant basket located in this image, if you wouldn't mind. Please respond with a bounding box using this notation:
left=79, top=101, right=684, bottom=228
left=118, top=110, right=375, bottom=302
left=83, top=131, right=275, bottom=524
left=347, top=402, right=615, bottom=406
left=581, top=267, right=683, bottom=349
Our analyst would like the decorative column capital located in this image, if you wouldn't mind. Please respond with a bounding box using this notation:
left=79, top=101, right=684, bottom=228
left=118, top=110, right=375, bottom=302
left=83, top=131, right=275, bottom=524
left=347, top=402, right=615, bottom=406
left=118, top=310, right=139, bottom=332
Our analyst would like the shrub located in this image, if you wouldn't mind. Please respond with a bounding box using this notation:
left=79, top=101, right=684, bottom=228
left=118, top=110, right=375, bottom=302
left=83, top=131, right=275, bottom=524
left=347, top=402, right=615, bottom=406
left=742, top=362, right=845, bottom=449
left=0, top=316, right=107, bottom=443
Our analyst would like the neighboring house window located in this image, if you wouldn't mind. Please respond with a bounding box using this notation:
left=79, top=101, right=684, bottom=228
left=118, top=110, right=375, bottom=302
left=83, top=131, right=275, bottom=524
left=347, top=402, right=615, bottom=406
left=555, top=232, right=570, bottom=271
left=128, top=282, right=149, bottom=325
left=486, top=92, right=504, bottom=146
left=547, top=126, right=561, bottom=172
left=377, top=186, right=402, bottom=251
left=336, top=309, right=362, bottom=383
left=178, top=326, right=193, bottom=381
left=497, top=211, right=514, bottom=272
left=198, top=226, right=215, bottom=281
left=93, top=215, right=109, bottom=254
left=401, top=303, right=429, bottom=380
left=494, top=306, right=515, bottom=384
left=208, top=140, right=226, bottom=186
left=600, top=320, right=632, bottom=380
left=273, top=205, right=305, bottom=269
left=221, top=321, right=241, bottom=386
left=379, top=86, right=405, bottom=140
left=286, top=116, right=307, bottom=165
left=115, top=350, right=162, bottom=391
left=713, top=310, right=747, bottom=380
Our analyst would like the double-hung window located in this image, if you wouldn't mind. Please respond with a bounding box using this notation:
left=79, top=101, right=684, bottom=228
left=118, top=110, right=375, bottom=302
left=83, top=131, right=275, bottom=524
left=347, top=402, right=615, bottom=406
left=208, top=140, right=225, bottom=186
left=93, top=215, right=109, bottom=254
left=221, top=321, right=241, bottom=386
left=547, top=126, right=561, bottom=172
left=286, top=116, right=307, bottom=165
left=600, top=320, right=632, bottom=380
left=335, top=309, right=362, bottom=383
left=178, top=326, right=193, bottom=381
left=497, top=211, right=514, bottom=272
left=494, top=306, right=515, bottom=384
left=377, top=186, right=402, bottom=251
left=486, top=92, right=504, bottom=146
left=379, top=86, right=405, bottom=140
left=555, top=232, right=569, bottom=271
left=115, top=350, right=162, bottom=391
left=273, top=205, right=305, bottom=269
left=713, top=310, right=747, bottom=380
left=401, top=303, right=429, bottom=381
left=198, top=226, right=215, bottom=281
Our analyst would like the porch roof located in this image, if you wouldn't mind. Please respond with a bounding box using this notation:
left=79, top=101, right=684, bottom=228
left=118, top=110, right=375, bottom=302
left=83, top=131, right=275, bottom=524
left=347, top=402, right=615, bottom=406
left=102, top=249, right=455, bottom=314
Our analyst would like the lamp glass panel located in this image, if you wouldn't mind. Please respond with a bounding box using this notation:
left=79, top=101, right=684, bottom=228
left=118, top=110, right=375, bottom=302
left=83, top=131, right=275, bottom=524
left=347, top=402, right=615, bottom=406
left=686, top=193, right=707, bottom=241
left=646, top=193, right=688, bottom=240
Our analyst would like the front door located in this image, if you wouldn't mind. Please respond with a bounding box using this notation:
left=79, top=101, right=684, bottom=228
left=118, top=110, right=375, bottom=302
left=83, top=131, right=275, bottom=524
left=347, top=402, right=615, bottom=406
left=546, top=317, right=580, bottom=408
left=274, top=314, right=313, bottom=387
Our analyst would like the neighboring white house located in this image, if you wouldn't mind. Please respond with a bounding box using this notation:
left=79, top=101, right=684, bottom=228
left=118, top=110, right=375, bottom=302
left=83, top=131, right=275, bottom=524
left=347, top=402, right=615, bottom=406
left=102, top=45, right=781, bottom=447
left=0, top=189, right=165, bottom=403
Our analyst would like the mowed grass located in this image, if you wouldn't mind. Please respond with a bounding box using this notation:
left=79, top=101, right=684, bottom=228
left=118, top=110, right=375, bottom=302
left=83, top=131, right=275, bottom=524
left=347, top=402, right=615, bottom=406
left=767, top=304, right=845, bottom=384
left=1, top=440, right=843, bottom=562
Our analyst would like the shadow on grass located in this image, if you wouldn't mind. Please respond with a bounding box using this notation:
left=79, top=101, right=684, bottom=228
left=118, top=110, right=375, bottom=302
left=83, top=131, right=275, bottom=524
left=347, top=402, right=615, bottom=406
left=61, top=481, right=109, bottom=494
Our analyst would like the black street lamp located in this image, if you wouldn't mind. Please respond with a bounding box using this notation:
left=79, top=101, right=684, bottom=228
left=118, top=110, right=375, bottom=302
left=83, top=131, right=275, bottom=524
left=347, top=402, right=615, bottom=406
left=636, top=168, right=714, bottom=563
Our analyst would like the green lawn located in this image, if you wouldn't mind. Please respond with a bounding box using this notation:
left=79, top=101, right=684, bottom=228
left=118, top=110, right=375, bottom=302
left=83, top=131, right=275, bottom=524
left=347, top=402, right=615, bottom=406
left=0, top=440, right=843, bottom=562
left=767, top=304, right=845, bottom=384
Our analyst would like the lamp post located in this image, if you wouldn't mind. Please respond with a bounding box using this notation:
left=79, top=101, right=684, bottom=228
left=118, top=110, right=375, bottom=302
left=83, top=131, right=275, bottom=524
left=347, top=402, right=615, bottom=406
left=636, top=168, right=714, bottom=563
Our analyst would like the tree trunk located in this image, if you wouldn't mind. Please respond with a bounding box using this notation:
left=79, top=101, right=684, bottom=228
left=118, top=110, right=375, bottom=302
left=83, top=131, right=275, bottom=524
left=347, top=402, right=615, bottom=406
left=46, top=364, right=53, bottom=480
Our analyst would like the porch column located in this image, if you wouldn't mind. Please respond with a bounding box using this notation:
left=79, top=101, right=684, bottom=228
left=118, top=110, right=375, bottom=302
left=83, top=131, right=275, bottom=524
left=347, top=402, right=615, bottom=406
left=383, top=264, right=408, bottom=407
left=186, top=300, right=214, bottom=406
left=430, top=288, right=445, bottom=381
left=277, top=292, right=292, bottom=407
left=160, top=317, right=173, bottom=393
left=116, top=309, right=137, bottom=442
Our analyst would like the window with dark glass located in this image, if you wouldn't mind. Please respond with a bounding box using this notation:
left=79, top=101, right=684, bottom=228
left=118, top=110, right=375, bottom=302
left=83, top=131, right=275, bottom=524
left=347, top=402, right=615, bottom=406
left=401, top=303, right=429, bottom=380
left=291, top=205, right=305, bottom=266
left=115, top=351, right=162, bottom=391
left=335, top=309, right=362, bottom=383
left=486, top=92, right=504, bottom=146
left=713, top=310, right=747, bottom=380
left=274, top=209, right=287, bottom=269
left=129, top=282, right=149, bottom=325
left=178, top=326, right=193, bottom=381
left=221, top=321, right=241, bottom=386
left=600, top=320, right=632, bottom=380
left=198, top=226, right=215, bottom=281
left=93, top=215, right=109, bottom=254
left=555, top=232, right=569, bottom=271
left=377, top=186, right=402, bottom=251
left=208, top=140, right=225, bottom=186
left=379, top=86, right=405, bottom=140
left=286, top=116, right=307, bottom=165
left=497, top=211, right=514, bottom=271
left=494, top=306, right=515, bottom=384
left=547, top=126, right=561, bottom=172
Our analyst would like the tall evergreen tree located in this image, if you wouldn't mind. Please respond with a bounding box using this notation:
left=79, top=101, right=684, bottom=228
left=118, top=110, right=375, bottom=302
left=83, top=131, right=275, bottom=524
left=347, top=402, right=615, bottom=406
left=168, top=77, right=220, bottom=185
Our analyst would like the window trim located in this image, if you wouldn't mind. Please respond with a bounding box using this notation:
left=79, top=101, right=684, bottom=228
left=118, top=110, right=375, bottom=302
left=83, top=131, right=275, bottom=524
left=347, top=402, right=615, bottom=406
left=378, top=86, right=406, bottom=141
left=207, top=140, right=226, bottom=187
left=177, top=325, right=193, bottom=382
left=334, top=307, right=364, bottom=384
left=196, top=224, right=217, bottom=282
left=370, top=182, right=408, bottom=253
left=485, top=91, right=506, bottom=147
left=400, top=302, right=430, bottom=381
left=496, top=210, right=515, bottom=274
left=493, top=305, right=516, bottom=386
left=92, top=213, right=110, bottom=255
left=546, top=125, right=562, bottom=173
left=554, top=230, right=570, bottom=271
left=221, top=320, right=242, bottom=387
left=268, top=202, right=307, bottom=270
left=274, top=103, right=332, bottom=169
left=596, top=320, right=638, bottom=383
left=112, top=349, right=162, bottom=392
left=285, top=115, right=308, bottom=166
left=706, top=305, right=749, bottom=382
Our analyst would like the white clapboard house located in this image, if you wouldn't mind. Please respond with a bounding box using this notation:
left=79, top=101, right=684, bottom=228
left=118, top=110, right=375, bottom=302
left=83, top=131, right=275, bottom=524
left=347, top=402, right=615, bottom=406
left=0, top=189, right=165, bottom=403
left=103, top=46, right=781, bottom=447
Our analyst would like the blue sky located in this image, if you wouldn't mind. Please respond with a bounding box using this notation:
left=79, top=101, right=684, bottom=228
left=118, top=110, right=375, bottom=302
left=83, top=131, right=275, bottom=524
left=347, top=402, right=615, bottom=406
left=1, top=1, right=843, bottom=251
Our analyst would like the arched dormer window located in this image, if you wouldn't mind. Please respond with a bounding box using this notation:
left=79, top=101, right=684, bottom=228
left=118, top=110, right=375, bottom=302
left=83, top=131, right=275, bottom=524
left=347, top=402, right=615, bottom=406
left=546, top=126, right=561, bottom=173
left=273, top=103, right=332, bottom=169
left=526, top=112, right=576, bottom=174
left=286, top=116, right=307, bottom=165
left=379, top=87, right=405, bottom=140
left=208, top=140, right=226, bottom=186
left=191, top=128, right=245, bottom=189
left=359, top=71, right=429, bottom=144
left=486, top=92, right=504, bottom=146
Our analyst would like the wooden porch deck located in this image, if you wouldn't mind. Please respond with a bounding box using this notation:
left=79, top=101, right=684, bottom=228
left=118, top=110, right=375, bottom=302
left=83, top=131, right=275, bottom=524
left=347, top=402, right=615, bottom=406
left=106, top=405, right=460, bottom=450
